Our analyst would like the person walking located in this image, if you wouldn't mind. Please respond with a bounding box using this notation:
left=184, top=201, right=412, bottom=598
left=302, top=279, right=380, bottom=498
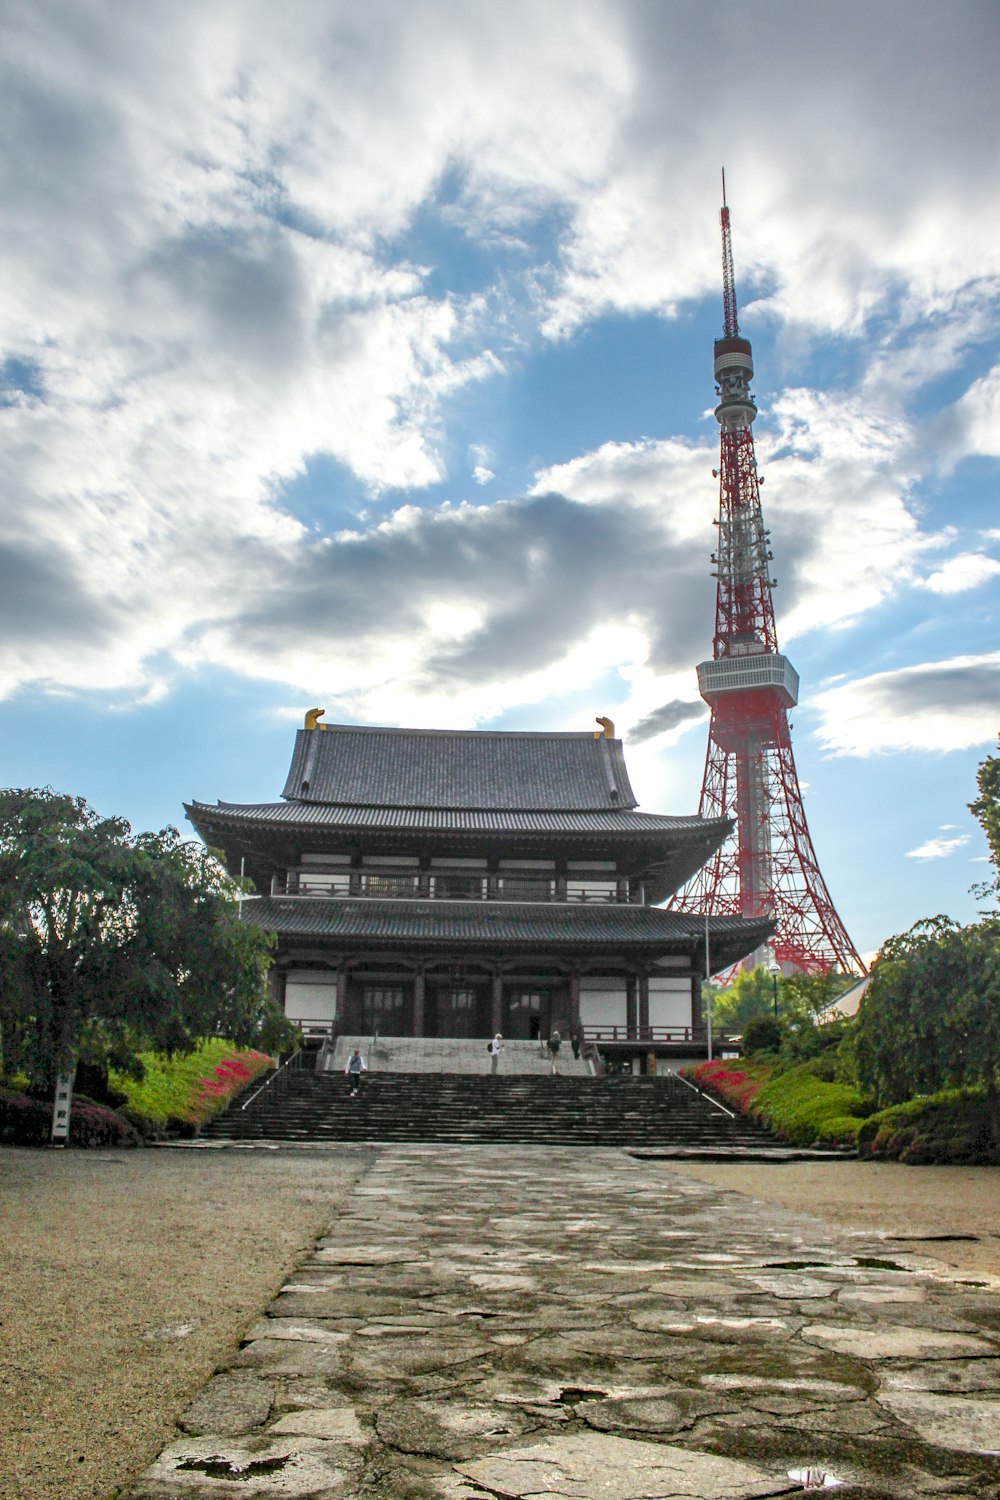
left=547, top=1029, right=561, bottom=1075
left=488, top=1033, right=503, bottom=1075
left=345, top=1046, right=367, bottom=1096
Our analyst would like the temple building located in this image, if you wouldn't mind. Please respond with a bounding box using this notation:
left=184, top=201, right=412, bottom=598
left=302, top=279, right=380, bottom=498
left=185, top=714, right=771, bottom=1061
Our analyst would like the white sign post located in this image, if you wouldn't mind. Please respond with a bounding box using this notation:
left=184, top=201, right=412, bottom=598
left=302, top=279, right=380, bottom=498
left=50, top=1072, right=73, bottom=1146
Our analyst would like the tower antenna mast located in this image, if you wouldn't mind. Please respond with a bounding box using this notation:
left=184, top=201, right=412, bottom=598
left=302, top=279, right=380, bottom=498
left=672, top=178, right=864, bottom=977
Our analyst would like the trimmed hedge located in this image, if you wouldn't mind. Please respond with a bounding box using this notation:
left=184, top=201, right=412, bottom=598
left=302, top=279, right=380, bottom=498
left=859, top=1087, right=998, bottom=1165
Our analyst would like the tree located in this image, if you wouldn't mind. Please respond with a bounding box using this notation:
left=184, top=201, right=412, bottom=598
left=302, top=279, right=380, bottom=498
left=709, top=966, right=779, bottom=1032
left=0, top=788, right=285, bottom=1096
left=970, top=737, right=1000, bottom=905
left=709, top=964, right=824, bottom=1032
left=855, top=915, right=1000, bottom=1147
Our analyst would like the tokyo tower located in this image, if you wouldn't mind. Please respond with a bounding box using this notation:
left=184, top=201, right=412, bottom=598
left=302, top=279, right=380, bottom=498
left=674, top=180, right=864, bottom=976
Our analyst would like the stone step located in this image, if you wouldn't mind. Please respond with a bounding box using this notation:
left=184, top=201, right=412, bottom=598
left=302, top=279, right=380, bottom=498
left=202, top=1069, right=782, bottom=1150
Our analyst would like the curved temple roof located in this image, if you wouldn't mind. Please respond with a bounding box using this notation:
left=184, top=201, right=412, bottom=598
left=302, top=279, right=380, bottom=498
left=281, top=724, right=637, bottom=811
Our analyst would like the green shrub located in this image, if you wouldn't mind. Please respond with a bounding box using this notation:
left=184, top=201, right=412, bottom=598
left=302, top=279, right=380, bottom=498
left=859, top=1086, right=997, bottom=1165
left=110, top=1039, right=272, bottom=1131
left=741, top=1015, right=782, bottom=1056
left=752, top=1059, right=869, bottom=1146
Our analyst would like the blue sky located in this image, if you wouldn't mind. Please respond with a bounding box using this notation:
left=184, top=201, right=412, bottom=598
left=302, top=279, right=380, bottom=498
left=2, top=0, right=998, bottom=961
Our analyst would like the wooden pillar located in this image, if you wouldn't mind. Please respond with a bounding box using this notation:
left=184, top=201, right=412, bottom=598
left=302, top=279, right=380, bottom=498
left=568, top=972, right=581, bottom=1033
left=413, top=970, right=425, bottom=1037
left=638, top=971, right=650, bottom=1038
left=336, top=968, right=348, bottom=1031
left=626, top=974, right=638, bottom=1038
left=491, top=972, right=503, bottom=1035
left=690, top=973, right=702, bottom=1034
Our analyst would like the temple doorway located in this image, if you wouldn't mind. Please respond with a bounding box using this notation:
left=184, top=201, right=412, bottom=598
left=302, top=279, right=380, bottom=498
left=358, top=983, right=408, bottom=1035
left=431, top=985, right=484, bottom=1038
left=504, top=988, right=547, bottom=1040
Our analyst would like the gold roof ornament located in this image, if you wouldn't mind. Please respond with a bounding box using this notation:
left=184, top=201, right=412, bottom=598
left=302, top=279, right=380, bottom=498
left=594, top=715, right=614, bottom=739
left=304, top=708, right=327, bottom=731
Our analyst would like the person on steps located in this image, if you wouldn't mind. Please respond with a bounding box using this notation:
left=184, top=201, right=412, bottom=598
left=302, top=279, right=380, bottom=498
left=488, top=1033, right=503, bottom=1075
left=547, top=1029, right=561, bottom=1075
left=345, top=1047, right=367, bottom=1096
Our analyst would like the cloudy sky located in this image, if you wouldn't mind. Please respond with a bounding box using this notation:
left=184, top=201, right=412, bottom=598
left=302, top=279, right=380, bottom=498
left=2, top=0, right=998, bottom=958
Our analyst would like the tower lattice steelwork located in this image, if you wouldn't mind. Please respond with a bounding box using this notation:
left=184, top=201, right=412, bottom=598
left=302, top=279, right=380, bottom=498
left=674, top=183, right=864, bottom=975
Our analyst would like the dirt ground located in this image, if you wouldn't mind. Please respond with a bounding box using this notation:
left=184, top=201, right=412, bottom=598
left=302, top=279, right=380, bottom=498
left=1, top=1146, right=998, bottom=1500
left=669, top=1158, right=1000, bottom=1280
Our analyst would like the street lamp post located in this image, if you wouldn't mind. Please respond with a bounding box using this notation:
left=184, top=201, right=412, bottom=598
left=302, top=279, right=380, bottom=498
left=768, top=959, right=781, bottom=1021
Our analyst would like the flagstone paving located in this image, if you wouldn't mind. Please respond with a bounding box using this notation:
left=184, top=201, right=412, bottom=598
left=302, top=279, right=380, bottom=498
left=126, top=1146, right=1000, bottom=1498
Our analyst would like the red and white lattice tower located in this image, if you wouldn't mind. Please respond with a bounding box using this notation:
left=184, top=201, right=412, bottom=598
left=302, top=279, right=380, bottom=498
left=674, top=181, right=864, bottom=975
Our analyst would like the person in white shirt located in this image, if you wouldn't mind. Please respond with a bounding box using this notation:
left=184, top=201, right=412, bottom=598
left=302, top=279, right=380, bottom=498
left=488, top=1033, right=503, bottom=1076
left=345, top=1047, right=367, bottom=1096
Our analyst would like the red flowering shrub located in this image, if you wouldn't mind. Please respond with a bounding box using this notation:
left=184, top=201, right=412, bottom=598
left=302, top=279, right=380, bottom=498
left=689, top=1059, right=767, bottom=1115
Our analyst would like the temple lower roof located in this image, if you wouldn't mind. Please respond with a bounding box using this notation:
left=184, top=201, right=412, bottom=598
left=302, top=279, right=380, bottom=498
left=188, top=798, right=724, bottom=838
left=241, top=895, right=772, bottom=969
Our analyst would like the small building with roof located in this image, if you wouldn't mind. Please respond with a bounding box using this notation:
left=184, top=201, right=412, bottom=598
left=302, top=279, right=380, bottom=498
left=186, top=713, right=771, bottom=1063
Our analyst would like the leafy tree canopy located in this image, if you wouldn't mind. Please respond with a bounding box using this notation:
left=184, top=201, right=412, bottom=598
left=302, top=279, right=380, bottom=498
left=708, top=965, right=846, bottom=1033
left=855, top=915, right=1000, bottom=1144
left=969, top=737, right=1000, bottom=904
left=0, top=787, right=287, bottom=1090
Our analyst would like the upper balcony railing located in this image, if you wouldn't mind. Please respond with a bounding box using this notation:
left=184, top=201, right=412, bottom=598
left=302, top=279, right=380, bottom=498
left=277, top=871, right=623, bottom=903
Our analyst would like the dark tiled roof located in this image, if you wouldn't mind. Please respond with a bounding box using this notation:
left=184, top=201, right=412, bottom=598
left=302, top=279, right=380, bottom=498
left=241, top=896, right=772, bottom=968
left=280, top=725, right=637, bottom=810
left=187, top=799, right=720, bottom=840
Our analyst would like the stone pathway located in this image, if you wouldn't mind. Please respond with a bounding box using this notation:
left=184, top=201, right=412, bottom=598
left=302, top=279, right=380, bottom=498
left=127, top=1147, right=1000, bottom=1498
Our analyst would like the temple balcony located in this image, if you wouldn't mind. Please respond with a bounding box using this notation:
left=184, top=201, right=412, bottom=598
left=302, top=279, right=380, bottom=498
left=274, top=870, right=625, bottom=903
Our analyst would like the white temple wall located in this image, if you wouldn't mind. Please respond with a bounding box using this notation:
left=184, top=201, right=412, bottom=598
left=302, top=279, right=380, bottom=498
left=647, top=976, right=692, bottom=1029
left=284, top=972, right=338, bottom=1027
left=578, top=975, right=627, bottom=1028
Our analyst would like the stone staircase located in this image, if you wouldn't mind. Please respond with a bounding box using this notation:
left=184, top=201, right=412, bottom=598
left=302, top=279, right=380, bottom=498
left=200, top=1066, right=785, bottom=1151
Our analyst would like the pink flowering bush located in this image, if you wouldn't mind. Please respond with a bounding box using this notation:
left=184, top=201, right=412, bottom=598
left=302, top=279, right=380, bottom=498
left=0, top=1086, right=139, bottom=1146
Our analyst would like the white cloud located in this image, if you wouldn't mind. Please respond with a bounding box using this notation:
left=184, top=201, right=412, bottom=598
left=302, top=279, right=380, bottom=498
left=906, top=834, right=972, bottom=861
left=813, top=653, right=1000, bottom=757
left=922, top=552, right=1000, bottom=595
left=1, top=0, right=998, bottom=725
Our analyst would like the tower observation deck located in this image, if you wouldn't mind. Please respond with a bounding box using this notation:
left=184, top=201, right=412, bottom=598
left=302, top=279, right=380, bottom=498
left=671, top=184, right=864, bottom=976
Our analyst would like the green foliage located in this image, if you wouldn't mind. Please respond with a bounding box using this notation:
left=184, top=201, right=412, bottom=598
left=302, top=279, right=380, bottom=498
left=858, top=1087, right=998, bottom=1165
left=708, top=964, right=853, bottom=1038
left=752, top=1058, right=870, bottom=1146
left=0, top=787, right=283, bottom=1092
left=111, top=1039, right=272, bottom=1129
left=708, top=966, right=778, bottom=1031
left=855, top=916, right=1000, bottom=1147
left=969, top=738, right=1000, bottom=904
left=741, top=1014, right=782, bottom=1056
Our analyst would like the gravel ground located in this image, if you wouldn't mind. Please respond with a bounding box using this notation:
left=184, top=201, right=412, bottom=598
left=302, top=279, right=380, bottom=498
left=1, top=1146, right=998, bottom=1500
left=0, top=1144, right=373, bottom=1500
